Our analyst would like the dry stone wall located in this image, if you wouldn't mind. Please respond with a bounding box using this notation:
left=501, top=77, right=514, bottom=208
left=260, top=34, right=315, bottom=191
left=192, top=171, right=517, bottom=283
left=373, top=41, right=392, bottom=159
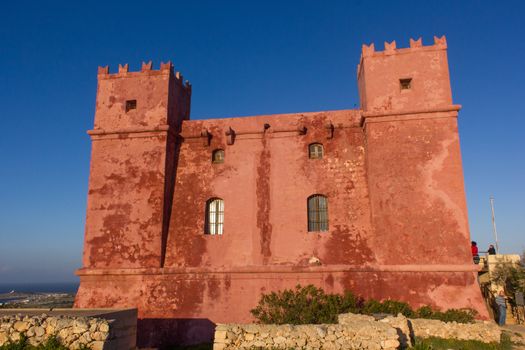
left=213, top=321, right=400, bottom=350
left=409, top=317, right=501, bottom=343
left=0, top=312, right=134, bottom=350
left=338, top=314, right=414, bottom=348
left=214, top=313, right=502, bottom=350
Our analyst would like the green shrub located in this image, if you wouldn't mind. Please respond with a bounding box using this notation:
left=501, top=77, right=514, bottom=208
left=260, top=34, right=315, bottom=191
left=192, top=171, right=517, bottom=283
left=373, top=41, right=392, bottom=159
left=363, top=299, right=414, bottom=317
left=414, top=305, right=436, bottom=318
left=413, top=306, right=477, bottom=323
left=250, top=284, right=363, bottom=324
left=251, top=285, right=477, bottom=325
left=492, top=263, right=525, bottom=295
left=433, top=308, right=477, bottom=324
left=414, top=305, right=434, bottom=319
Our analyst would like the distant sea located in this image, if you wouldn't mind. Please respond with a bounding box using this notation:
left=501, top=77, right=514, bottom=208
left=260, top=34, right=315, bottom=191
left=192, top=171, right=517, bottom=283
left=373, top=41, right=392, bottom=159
left=0, top=282, right=79, bottom=294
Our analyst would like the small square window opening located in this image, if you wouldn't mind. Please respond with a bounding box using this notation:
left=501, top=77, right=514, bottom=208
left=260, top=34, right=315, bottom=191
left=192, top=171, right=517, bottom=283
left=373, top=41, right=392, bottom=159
left=212, top=149, right=225, bottom=164
left=125, top=100, right=137, bottom=112
left=400, top=78, right=412, bottom=90
left=309, top=143, right=324, bottom=160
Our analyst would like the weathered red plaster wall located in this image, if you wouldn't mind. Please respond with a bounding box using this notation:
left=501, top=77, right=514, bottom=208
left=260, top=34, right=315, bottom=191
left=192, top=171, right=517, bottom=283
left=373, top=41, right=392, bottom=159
left=84, top=135, right=167, bottom=268
left=76, top=37, right=488, bottom=347
left=164, top=110, right=373, bottom=269
left=365, top=114, right=471, bottom=265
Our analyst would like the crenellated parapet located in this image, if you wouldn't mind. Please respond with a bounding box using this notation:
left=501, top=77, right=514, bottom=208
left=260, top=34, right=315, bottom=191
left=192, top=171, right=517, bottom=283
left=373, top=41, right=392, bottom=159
left=360, top=35, right=447, bottom=58
left=357, top=35, right=453, bottom=114
left=97, top=61, right=192, bottom=92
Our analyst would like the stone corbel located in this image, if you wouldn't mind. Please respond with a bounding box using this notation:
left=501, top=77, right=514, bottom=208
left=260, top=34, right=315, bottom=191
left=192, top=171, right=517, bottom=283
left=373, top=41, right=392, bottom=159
left=326, top=122, right=335, bottom=139
left=201, top=129, right=212, bottom=147
left=225, top=127, right=236, bottom=145
left=298, top=126, right=307, bottom=135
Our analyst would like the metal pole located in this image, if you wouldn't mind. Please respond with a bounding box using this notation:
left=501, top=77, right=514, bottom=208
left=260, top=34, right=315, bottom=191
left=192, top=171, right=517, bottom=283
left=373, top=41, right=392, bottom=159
left=490, top=196, right=500, bottom=254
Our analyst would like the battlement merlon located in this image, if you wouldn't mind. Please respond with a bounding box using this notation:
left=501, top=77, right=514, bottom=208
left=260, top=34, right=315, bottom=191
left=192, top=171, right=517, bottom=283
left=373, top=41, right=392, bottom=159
left=96, top=61, right=192, bottom=92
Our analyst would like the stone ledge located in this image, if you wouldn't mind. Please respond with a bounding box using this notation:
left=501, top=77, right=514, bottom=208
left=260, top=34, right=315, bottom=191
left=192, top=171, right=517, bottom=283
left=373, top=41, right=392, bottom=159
left=76, top=264, right=480, bottom=277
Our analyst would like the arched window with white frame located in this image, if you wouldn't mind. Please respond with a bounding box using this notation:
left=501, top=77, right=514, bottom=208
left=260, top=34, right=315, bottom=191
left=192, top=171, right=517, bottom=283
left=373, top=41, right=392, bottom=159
left=307, top=194, right=328, bottom=232
left=205, top=198, right=224, bottom=235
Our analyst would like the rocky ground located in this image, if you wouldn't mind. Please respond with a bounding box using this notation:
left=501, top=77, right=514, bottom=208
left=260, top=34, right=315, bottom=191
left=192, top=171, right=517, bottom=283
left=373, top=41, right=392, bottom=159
left=502, top=324, right=525, bottom=350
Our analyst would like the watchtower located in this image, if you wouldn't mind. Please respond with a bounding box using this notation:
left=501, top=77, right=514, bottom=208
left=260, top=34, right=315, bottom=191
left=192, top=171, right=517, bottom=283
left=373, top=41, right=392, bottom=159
left=82, top=62, right=191, bottom=269
left=358, top=36, right=472, bottom=266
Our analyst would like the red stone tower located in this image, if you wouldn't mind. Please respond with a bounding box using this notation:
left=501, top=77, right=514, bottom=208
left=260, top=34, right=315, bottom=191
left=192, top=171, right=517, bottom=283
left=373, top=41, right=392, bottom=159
left=82, top=62, right=190, bottom=269
left=358, top=37, right=482, bottom=303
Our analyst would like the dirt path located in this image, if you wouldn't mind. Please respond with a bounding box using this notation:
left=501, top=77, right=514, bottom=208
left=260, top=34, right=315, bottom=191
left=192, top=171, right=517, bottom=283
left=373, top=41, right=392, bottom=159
left=502, top=324, right=525, bottom=349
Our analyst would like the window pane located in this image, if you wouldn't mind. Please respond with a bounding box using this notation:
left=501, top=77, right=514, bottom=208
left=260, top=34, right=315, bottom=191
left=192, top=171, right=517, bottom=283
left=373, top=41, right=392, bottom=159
left=309, top=144, right=324, bottom=159
left=212, top=150, right=224, bottom=164
left=308, top=195, right=328, bottom=232
left=206, top=198, right=224, bottom=235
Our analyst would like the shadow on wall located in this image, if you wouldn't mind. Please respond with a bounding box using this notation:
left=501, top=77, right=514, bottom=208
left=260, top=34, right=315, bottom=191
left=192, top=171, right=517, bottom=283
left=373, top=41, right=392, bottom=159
left=137, top=318, right=215, bottom=348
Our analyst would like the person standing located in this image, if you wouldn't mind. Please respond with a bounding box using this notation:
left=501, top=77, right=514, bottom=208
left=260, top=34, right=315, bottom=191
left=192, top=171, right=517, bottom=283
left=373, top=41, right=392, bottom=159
left=495, top=290, right=508, bottom=326
left=471, top=241, right=479, bottom=255
left=471, top=241, right=480, bottom=264
left=488, top=244, right=496, bottom=255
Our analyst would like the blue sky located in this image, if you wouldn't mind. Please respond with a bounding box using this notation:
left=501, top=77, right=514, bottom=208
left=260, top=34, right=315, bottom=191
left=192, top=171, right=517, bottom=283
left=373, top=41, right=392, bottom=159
left=1, top=0, right=524, bottom=283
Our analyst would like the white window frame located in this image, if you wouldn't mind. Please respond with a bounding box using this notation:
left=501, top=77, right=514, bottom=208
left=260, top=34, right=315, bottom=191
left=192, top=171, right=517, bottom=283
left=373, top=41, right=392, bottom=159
left=206, top=198, right=224, bottom=235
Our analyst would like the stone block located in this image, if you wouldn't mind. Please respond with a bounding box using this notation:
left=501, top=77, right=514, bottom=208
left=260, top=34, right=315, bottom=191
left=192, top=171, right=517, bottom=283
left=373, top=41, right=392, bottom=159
left=58, top=328, right=70, bottom=340
left=315, top=325, right=327, bottom=337
left=214, top=330, right=227, bottom=340
left=0, top=332, right=8, bottom=346
left=13, top=321, right=29, bottom=332
left=99, top=322, right=110, bottom=333
left=383, top=339, right=400, bottom=349
left=10, top=331, right=21, bottom=342
left=34, top=326, right=45, bottom=337
left=90, top=340, right=105, bottom=350
left=338, top=313, right=375, bottom=325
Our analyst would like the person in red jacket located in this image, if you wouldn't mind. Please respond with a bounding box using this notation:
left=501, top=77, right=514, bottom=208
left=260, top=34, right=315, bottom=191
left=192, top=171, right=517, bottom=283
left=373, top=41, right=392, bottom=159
left=471, top=241, right=480, bottom=264
left=471, top=241, right=479, bottom=255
